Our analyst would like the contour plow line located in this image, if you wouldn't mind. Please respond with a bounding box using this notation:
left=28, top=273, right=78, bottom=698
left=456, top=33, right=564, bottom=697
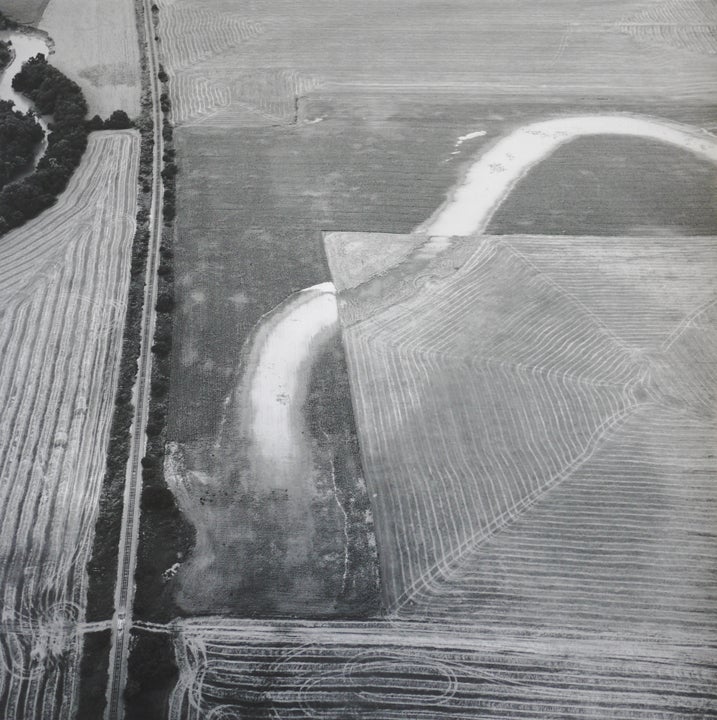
left=329, top=112, right=717, bottom=613
left=389, top=400, right=645, bottom=616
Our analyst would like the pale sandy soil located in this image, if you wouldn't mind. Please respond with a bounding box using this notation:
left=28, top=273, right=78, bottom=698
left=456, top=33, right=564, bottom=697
left=39, top=0, right=141, bottom=117
left=243, top=283, right=339, bottom=482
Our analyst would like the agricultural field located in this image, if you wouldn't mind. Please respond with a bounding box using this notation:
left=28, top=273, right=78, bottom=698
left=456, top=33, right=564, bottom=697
left=328, top=229, right=717, bottom=611
left=38, top=0, right=141, bottom=117
left=488, top=134, right=717, bottom=236
left=130, top=0, right=717, bottom=716
left=0, top=0, right=141, bottom=117
left=0, top=131, right=139, bottom=719
left=167, top=617, right=717, bottom=718
left=154, top=0, right=717, bottom=127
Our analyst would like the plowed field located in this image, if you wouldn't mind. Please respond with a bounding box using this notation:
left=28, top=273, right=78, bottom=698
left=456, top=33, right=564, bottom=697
left=0, top=131, right=139, bottom=720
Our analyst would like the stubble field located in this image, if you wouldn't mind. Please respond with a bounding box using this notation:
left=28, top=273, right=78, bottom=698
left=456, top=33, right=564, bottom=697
left=0, top=131, right=139, bottom=720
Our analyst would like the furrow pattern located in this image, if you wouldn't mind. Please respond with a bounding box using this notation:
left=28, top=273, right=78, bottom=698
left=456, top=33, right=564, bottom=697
left=158, top=6, right=264, bottom=72
left=167, top=618, right=717, bottom=719
left=340, top=236, right=650, bottom=609
left=617, top=0, right=717, bottom=55
left=0, top=132, right=139, bottom=720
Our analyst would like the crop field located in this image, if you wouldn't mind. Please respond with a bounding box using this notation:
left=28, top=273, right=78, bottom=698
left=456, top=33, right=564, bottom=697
left=39, top=0, right=141, bottom=117
left=488, top=135, right=717, bottom=236
left=0, top=131, right=139, bottom=720
left=153, top=0, right=717, bottom=128
left=167, top=617, right=717, bottom=718
left=147, top=0, right=717, bottom=716
left=163, top=294, right=380, bottom=616
left=327, top=229, right=717, bottom=610
left=161, top=106, right=507, bottom=622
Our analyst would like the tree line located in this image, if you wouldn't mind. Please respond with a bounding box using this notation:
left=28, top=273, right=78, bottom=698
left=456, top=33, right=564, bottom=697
left=0, top=52, right=135, bottom=235
left=0, top=98, right=45, bottom=190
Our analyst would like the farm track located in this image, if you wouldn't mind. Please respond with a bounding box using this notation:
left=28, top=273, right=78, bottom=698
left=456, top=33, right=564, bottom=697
left=103, top=0, right=165, bottom=715
left=0, top=132, right=139, bottom=720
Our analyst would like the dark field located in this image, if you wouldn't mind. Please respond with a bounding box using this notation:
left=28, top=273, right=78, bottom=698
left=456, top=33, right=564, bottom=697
left=0, top=0, right=48, bottom=24
left=489, top=134, right=717, bottom=235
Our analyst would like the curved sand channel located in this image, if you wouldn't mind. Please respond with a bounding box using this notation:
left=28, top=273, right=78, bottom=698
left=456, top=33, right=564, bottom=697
left=419, top=115, right=717, bottom=238
left=239, top=282, right=338, bottom=485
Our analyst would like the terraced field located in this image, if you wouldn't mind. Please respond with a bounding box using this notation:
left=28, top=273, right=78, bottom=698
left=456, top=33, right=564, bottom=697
left=0, top=131, right=139, bottom=720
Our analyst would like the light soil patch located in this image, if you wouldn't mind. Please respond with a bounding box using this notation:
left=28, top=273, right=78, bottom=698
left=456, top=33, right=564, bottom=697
left=241, top=283, right=339, bottom=483
left=39, top=0, right=140, bottom=116
left=0, top=131, right=139, bottom=720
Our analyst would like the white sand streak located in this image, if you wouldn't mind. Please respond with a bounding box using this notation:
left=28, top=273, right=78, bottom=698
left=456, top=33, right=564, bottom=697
left=421, top=115, right=717, bottom=238
left=0, top=132, right=139, bottom=720
left=242, top=283, right=338, bottom=477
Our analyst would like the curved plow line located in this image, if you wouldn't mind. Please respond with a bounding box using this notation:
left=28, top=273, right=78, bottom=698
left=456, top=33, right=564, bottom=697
left=661, top=295, right=717, bottom=352
left=499, top=239, right=636, bottom=355
left=417, top=115, right=717, bottom=239
left=168, top=71, right=231, bottom=126
left=158, top=6, right=265, bottom=74
left=389, top=401, right=647, bottom=615
left=0, top=139, right=129, bottom=611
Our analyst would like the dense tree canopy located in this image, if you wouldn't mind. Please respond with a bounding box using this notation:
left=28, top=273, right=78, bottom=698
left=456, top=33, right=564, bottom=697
left=0, top=99, right=44, bottom=189
left=0, top=53, right=89, bottom=234
left=0, top=40, right=12, bottom=71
